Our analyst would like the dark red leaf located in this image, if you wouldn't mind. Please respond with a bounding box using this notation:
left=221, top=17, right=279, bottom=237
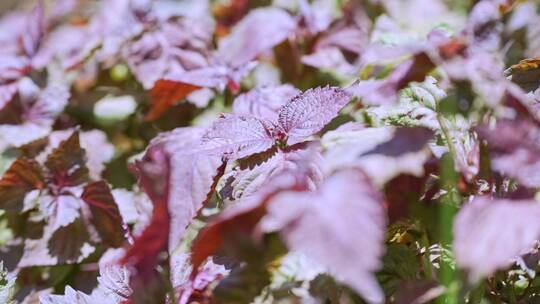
left=146, top=80, right=201, bottom=121
left=44, top=130, right=89, bottom=187
left=0, top=157, right=44, bottom=211
left=82, top=181, right=126, bottom=248
left=121, top=148, right=171, bottom=278
left=191, top=171, right=307, bottom=274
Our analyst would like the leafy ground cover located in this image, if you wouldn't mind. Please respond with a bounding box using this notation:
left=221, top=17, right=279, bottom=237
left=1, top=0, right=540, bottom=303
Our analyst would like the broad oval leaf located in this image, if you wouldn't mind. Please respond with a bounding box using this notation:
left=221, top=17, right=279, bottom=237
left=151, top=127, right=226, bottom=251
left=262, top=169, right=387, bottom=303
left=277, top=86, right=351, bottom=145
left=44, top=131, right=89, bottom=187
left=0, top=157, right=44, bottom=211
left=82, top=181, right=126, bottom=248
left=228, top=144, right=323, bottom=200
left=322, top=125, right=433, bottom=186
left=121, top=147, right=171, bottom=276
left=454, top=196, right=540, bottom=282
left=232, top=84, right=300, bottom=121
left=476, top=119, right=540, bottom=187
left=347, top=54, right=435, bottom=106
left=217, top=7, right=296, bottom=67
left=202, top=115, right=275, bottom=161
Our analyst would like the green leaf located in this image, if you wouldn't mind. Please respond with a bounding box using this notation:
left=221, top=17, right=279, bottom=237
left=377, top=244, right=420, bottom=296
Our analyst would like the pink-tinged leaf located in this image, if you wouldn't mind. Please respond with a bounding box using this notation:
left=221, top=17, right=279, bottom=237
left=454, top=196, right=540, bottom=282
left=262, top=169, right=387, bottom=303
left=277, top=86, right=351, bottom=145
left=0, top=123, right=51, bottom=151
left=95, top=248, right=132, bottom=302
left=191, top=170, right=305, bottom=273
left=347, top=53, right=436, bottom=105
left=39, top=194, right=82, bottom=232
left=298, top=0, right=335, bottom=34
left=217, top=7, right=296, bottom=67
left=314, top=23, right=368, bottom=54
left=167, top=157, right=224, bottom=252
left=229, top=144, right=323, bottom=200
left=323, top=125, right=433, bottom=186
left=148, top=126, right=208, bottom=155
left=171, top=253, right=228, bottom=304
left=123, top=31, right=170, bottom=90
left=0, top=157, right=44, bottom=211
left=82, top=181, right=126, bottom=248
left=166, top=153, right=224, bottom=252
left=442, top=50, right=515, bottom=107
left=21, top=0, right=45, bottom=58
left=476, top=119, right=540, bottom=188
left=49, top=0, right=78, bottom=21
left=0, top=55, right=30, bottom=83
left=463, top=0, right=503, bottom=52
left=148, top=127, right=225, bottom=252
left=232, top=85, right=300, bottom=121
left=301, top=47, right=357, bottom=76
left=23, top=85, right=69, bottom=125
left=162, top=62, right=257, bottom=92
left=40, top=286, right=96, bottom=304
left=33, top=24, right=101, bottom=70
left=112, top=188, right=152, bottom=235
left=202, top=115, right=275, bottom=161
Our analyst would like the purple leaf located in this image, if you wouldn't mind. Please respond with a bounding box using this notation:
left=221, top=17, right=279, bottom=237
left=277, top=86, right=351, bottom=144
left=301, top=47, right=358, bottom=76
left=190, top=169, right=307, bottom=273
left=21, top=0, right=45, bottom=58
left=298, top=0, right=335, bottom=34
left=476, top=119, right=540, bottom=188
left=33, top=24, right=101, bottom=70
left=262, top=169, right=387, bottom=303
left=23, top=85, right=69, bottom=125
left=314, top=23, right=368, bottom=54
left=217, top=7, right=296, bottom=67
left=454, top=196, right=540, bottom=282
left=0, top=55, right=30, bottom=83
left=40, top=286, right=97, bottom=304
left=40, top=194, right=82, bottom=232
left=122, top=31, right=176, bottom=90
left=347, top=53, right=435, bottom=105
left=163, top=62, right=256, bottom=92
left=96, top=248, right=132, bottom=302
left=228, top=143, right=323, bottom=200
left=143, top=128, right=226, bottom=252
left=232, top=84, right=300, bottom=121
left=171, top=252, right=228, bottom=304
left=202, top=115, right=275, bottom=161
left=322, top=125, right=433, bottom=186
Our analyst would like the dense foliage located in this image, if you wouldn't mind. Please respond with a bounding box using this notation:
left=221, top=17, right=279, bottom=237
left=1, top=0, right=540, bottom=303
